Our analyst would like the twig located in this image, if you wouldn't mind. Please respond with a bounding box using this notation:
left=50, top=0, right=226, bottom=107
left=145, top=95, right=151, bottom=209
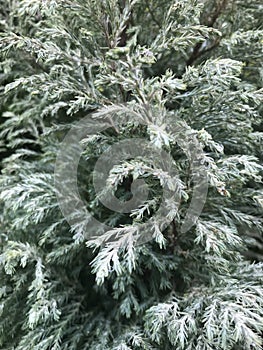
left=186, top=0, right=228, bottom=66
left=145, top=0, right=162, bottom=28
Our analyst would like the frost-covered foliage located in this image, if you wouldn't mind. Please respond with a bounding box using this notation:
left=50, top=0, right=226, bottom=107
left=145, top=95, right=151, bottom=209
left=0, top=1, right=262, bottom=349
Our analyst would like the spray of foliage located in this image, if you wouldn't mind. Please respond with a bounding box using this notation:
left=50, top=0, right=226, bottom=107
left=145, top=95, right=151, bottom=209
left=0, top=1, right=262, bottom=349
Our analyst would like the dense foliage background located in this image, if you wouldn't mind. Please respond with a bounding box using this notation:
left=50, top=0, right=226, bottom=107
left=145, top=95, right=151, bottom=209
left=0, top=1, right=262, bottom=349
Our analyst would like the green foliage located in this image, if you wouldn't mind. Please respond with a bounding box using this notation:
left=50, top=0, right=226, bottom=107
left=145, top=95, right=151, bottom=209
left=0, top=0, right=262, bottom=349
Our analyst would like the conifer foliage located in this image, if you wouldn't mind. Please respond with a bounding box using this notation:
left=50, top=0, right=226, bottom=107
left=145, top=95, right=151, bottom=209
left=0, top=1, right=263, bottom=349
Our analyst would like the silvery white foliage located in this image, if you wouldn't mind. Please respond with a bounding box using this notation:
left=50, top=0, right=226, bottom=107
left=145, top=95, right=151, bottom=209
left=0, top=0, right=262, bottom=349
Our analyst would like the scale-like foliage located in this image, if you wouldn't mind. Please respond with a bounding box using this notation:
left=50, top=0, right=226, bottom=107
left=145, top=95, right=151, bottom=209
left=0, top=1, right=262, bottom=349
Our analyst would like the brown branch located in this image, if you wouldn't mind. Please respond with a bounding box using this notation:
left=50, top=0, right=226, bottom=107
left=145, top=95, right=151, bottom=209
left=117, top=4, right=134, bottom=47
left=145, top=0, right=162, bottom=28
left=186, top=42, right=203, bottom=67
left=186, top=0, right=229, bottom=66
left=207, top=0, right=229, bottom=27
left=167, top=219, right=179, bottom=252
